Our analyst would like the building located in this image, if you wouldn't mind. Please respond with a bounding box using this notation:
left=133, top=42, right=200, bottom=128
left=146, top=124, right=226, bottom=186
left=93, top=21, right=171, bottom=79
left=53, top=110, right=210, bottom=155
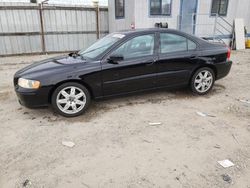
left=108, top=0, right=250, bottom=44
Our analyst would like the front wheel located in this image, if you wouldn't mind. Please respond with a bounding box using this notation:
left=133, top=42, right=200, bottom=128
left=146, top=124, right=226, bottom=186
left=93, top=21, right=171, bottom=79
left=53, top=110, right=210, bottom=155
left=190, top=67, right=215, bottom=95
left=51, top=82, right=91, bottom=117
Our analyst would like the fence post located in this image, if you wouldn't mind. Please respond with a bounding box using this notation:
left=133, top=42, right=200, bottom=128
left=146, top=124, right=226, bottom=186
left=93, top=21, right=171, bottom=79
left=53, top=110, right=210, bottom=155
left=93, top=1, right=100, bottom=39
left=39, top=3, right=46, bottom=53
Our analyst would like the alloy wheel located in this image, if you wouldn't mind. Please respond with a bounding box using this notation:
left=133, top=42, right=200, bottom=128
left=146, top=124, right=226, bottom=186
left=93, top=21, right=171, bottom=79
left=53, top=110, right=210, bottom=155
left=194, top=70, right=213, bottom=93
left=56, top=86, right=86, bottom=115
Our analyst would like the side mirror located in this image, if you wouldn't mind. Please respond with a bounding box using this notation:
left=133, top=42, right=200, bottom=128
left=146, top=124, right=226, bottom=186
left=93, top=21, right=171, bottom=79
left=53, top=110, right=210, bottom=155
left=68, top=51, right=78, bottom=58
left=108, top=55, right=124, bottom=64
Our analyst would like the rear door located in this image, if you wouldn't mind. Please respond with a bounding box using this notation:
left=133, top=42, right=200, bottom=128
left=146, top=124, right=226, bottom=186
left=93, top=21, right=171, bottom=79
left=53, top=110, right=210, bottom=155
left=156, top=32, right=200, bottom=87
left=101, top=33, right=158, bottom=96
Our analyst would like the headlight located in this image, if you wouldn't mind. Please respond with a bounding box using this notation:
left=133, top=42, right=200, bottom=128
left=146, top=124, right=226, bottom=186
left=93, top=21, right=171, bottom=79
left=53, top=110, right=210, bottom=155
left=18, top=78, right=40, bottom=89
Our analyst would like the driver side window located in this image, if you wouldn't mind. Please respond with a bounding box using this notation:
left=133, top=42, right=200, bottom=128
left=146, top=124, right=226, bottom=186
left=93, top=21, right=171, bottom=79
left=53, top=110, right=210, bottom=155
left=111, top=34, right=155, bottom=60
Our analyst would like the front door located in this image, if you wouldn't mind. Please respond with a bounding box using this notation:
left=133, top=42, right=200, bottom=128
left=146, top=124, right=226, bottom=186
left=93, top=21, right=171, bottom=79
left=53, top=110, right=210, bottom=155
left=101, top=33, right=157, bottom=96
left=180, top=0, right=198, bottom=34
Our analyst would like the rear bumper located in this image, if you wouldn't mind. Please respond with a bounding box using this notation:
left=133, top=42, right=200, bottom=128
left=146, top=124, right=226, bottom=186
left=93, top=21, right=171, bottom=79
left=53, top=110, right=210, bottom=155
left=215, top=60, right=232, bottom=80
left=15, top=86, right=51, bottom=108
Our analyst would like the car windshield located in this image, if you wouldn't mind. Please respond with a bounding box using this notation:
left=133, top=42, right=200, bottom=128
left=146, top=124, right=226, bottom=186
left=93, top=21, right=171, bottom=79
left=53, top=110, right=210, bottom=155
left=78, top=33, right=125, bottom=59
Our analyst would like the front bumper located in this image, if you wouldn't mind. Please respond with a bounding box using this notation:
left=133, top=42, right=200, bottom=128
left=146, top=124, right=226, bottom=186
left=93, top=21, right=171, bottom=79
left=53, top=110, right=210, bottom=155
left=15, top=86, right=51, bottom=108
left=215, top=60, right=232, bottom=80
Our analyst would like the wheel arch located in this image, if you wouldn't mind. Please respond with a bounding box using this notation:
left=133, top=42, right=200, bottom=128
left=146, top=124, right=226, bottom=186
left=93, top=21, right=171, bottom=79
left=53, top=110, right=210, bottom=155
left=48, top=79, right=94, bottom=104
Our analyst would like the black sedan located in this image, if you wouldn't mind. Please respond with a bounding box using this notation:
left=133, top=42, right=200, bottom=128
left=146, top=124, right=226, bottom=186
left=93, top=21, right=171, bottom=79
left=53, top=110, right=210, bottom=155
left=14, top=28, right=232, bottom=117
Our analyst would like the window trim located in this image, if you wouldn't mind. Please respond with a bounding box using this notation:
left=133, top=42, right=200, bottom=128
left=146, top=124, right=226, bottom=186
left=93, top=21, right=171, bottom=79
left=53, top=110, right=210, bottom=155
left=149, top=0, right=172, bottom=16
left=115, top=0, right=125, bottom=19
left=210, top=0, right=229, bottom=17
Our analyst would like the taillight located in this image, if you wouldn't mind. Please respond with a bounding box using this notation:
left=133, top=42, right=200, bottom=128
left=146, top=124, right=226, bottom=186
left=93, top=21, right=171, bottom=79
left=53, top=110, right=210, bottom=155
left=227, top=48, right=231, bottom=61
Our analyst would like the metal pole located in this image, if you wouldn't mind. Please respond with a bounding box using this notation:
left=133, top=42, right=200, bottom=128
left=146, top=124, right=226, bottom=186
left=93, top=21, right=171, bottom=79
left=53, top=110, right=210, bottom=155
left=39, top=3, right=46, bottom=53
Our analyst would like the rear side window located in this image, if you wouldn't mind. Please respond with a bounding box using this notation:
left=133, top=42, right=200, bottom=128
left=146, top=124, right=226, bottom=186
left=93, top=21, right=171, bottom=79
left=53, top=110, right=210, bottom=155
left=188, top=39, right=197, bottom=50
left=160, top=33, right=196, bottom=54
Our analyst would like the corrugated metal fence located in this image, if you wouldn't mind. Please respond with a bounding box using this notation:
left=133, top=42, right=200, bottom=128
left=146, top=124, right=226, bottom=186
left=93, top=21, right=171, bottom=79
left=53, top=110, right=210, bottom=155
left=0, top=3, right=109, bottom=56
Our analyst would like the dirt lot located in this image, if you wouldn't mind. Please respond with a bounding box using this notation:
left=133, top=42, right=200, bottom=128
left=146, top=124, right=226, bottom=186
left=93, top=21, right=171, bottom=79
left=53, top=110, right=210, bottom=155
left=0, top=51, right=250, bottom=188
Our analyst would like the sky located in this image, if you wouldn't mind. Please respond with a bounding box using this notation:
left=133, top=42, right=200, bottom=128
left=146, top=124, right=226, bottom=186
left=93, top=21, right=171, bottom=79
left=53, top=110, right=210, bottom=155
left=0, top=0, right=108, bottom=6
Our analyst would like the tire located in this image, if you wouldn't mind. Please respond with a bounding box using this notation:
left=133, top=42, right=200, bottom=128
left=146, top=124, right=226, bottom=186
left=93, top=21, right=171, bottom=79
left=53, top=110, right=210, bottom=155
left=190, top=67, right=215, bottom=95
left=51, top=82, right=91, bottom=117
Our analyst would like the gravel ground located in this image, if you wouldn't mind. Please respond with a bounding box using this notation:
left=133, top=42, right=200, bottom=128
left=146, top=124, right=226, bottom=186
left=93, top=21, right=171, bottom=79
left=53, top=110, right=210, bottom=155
left=0, top=51, right=250, bottom=188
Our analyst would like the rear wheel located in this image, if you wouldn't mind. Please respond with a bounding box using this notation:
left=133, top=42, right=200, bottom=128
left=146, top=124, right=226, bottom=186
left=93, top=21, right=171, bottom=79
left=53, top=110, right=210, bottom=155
left=190, top=67, right=215, bottom=95
left=51, top=82, right=90, bottom=117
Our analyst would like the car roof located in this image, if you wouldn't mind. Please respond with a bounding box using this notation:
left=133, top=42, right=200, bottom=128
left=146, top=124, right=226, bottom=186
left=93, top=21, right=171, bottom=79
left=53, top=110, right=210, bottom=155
left=113, top=28, right=211, bottom=46
left=113, top=28, right=202, bottom=41
left=114, top=28, right=185, bottom=35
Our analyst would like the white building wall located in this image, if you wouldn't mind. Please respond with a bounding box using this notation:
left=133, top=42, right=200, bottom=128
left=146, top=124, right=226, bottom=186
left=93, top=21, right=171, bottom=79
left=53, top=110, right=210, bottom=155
left=108, top=0, right=135, bottom=32
left=108, top=0, right=180, bottom=32
left=134, top=0, right=180, bottom=29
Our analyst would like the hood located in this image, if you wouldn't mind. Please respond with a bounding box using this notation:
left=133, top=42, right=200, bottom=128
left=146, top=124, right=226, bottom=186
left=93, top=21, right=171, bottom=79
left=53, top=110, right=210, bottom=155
left=15, top=55, right=86, bottom=78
